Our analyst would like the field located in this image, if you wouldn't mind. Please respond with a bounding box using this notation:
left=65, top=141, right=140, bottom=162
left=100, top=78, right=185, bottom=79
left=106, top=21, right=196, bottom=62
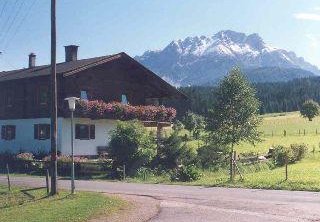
left=236, top=112, right=320, bottom=154
left=0, top=185, right=125, bottom=222
left=132, top=112, right=320, bottom=191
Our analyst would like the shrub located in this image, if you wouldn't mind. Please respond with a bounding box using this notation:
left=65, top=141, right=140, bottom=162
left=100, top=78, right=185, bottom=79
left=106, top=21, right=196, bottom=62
left=108, top=121, right=157, bottom=176
left=272, top=144, right=308, bottom=166
left=290, top=144, right=308, bottom=161
left=155, top=130, right=197, bottom=170
left=197, top=144, right=230, bottom=169
left=43, top=155, right=89, bottom=163
left=16, top=152, right=34, bottom=161
left=172, top=120, right=184, bottom=131
left=0, top=151, right=15, bottom=170
left=33, top=149, right=49, bottom=160
left=170, top=165, right=202, bottom=182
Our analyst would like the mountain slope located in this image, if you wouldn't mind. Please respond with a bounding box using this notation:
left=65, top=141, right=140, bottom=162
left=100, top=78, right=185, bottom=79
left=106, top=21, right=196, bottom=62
left=135, top=30, right=318, bottom=86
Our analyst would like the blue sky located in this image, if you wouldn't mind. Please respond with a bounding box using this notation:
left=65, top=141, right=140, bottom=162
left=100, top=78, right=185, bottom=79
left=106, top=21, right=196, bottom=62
left=1, top=0, right=320, bottom=71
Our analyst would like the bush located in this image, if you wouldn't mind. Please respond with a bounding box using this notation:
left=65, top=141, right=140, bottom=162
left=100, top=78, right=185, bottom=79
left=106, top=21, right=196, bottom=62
left=172, top=120, right=184, bottom=131
left=197, top=144, right=230, bottom=169
left=0, top=151, right=14, bottom=167
left=108, top=121, right=157, bottom=176
left=290, top=144, right=308, bottom=161
left=155, top=130, right=197, bottom=170
left=170, top=165, right=202, bottom=182
left=272, top=144, right=308, bottom=166
left=135, top=167, right=155, bottom=180
left=16, top=152, right=34, bottom=161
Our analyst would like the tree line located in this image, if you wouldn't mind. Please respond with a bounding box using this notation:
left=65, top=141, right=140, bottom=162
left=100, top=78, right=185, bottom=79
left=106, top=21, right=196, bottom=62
left=172, top=76, right=320, bottom=116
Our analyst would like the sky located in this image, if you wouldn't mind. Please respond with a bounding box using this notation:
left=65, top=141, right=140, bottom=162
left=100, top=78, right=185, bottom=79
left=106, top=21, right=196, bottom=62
left=1, top=0, right=320, bottom=71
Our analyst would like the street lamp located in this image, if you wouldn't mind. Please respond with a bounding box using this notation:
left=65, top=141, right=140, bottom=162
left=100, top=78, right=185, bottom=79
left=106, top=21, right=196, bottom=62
left=64, top=97, right=80, bottom=194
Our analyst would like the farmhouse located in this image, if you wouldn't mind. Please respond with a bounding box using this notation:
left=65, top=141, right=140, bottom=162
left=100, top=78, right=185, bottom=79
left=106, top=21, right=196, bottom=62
left=0, top=45, right=185, bottom=155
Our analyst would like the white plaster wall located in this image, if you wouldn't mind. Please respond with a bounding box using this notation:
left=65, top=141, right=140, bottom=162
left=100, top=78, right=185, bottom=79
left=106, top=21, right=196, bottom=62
left=60, top=118, right=117, bottom=156
left=0, top=118, right=64, bottom=154
left=0, top=118, right=117, bottom=156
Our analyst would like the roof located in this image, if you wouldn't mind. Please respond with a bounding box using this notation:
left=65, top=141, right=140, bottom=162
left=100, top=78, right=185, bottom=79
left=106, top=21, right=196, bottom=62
left=0, top=52, right=187, bottom=99
left=0, top=53, right=121, bottom=82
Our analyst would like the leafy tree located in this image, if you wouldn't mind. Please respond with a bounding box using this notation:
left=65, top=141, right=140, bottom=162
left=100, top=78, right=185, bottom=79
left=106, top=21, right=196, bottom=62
left=206, top=68, right=261, bottom=152
left=182, top=112, right=205, bottom=139
left=300, top=99, right=320, bottom=121
left=108, top=121, right=157, bottom=176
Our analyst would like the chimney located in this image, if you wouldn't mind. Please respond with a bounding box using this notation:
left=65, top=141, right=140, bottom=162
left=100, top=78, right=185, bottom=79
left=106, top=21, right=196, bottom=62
left=64, top=45, right=79, bottom=62
left=28, top=53, right=36, bottom=68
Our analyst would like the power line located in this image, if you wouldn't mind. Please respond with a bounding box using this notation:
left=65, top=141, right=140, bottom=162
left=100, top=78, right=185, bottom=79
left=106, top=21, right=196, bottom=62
left=0, top=0, right=25, bottom=47
left=2, top=0, right=37, bottom=51
left=0, top=1, right=8, bottom=20
left=0, top=0, right=20, bottom=42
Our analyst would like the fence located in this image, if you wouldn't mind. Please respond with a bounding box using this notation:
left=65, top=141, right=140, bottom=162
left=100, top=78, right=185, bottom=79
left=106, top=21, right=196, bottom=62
left=262, top=129, right=320, bottom=137
left=1, top=160, right=113, bottom=178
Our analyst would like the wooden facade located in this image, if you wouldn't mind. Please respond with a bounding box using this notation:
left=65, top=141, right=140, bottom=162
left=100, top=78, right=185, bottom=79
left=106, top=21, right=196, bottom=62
left=0, top=53, right=185, bottom=120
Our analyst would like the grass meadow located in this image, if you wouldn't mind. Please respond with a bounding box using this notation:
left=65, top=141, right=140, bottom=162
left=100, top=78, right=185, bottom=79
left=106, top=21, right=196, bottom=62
left=0, top=185, right=125, bottom=222
left=132, top=112, right=320, bottom=191
left=236, top=112, right=320, bottom=154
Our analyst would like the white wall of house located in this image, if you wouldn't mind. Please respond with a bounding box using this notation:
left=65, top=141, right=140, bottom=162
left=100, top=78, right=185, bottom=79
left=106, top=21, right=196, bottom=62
left=60, top=118, right=117, bottom=156
left=0, top=118, right=63, bottom=154
left=0, top=118, right=117, bottom=156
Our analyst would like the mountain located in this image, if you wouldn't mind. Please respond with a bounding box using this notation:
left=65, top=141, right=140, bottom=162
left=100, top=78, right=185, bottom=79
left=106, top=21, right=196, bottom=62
left=135, top=30, right=319, bottom=86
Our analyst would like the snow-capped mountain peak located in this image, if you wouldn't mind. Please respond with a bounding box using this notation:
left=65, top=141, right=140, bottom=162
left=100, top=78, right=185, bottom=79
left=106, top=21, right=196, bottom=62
left=135, top=30, right=319, bottom=86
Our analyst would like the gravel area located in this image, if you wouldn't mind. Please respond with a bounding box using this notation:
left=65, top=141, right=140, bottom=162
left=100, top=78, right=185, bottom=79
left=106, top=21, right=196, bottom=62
left=90, top=193, right=160, bottom=222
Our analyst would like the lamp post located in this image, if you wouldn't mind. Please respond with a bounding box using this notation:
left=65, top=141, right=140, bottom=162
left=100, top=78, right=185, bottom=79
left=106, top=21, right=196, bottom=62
left=65, top=97, right=80, bottom=194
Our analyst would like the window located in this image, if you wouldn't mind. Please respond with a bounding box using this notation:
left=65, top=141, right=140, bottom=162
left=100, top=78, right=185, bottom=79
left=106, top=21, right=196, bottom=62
left=121, top=94, right=128, bottom=105
left=75, top=124, right=95, bottom=140
left=80, top=90, right=88, bottom=100
left=34, top=124, right=50, bottom=140
left=1, top=125, right=16, bottom=140
left=38, top=86, right=49, bottom=105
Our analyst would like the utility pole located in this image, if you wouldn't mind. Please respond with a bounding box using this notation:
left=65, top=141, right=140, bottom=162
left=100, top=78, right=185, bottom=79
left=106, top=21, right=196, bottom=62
left=50, top=0, right=58, bottom=195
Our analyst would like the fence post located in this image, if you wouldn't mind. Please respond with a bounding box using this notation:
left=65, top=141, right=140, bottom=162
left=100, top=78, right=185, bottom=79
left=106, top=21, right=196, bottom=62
left=299, top=129, right=301, bottom=135
left=283, top=130, right=286, bottom=137
left=285, top=154, right=288, bottom=181
left=304, top=129, right=306, bottom=136
left=316, top=129, right=318, bottom=135
left=229, top=152, right=233, bottom=181
left=123, top=164, right=126, bottom=180
left=233, top=151, right=237, bottom=179
left=46, top=169, right=50, bottom=195
left=6, top=164, right=11, bottom=191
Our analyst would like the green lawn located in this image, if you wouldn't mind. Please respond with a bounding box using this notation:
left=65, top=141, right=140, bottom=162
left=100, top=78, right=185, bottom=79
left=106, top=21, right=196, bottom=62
left=131, top=112, right=320, bottom=191
left=187, top=153, right=320, bottom=191
left=0, top=185, right=126, bottom=222
left=236, top=112, right=320, bottom=154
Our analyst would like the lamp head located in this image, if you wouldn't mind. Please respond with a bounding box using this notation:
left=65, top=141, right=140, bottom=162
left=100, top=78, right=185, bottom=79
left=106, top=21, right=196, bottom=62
left=64, top=97, right=80, bottom=112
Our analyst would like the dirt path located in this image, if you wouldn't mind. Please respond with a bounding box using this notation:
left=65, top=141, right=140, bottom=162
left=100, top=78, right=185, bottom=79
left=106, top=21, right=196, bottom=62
left=90, top=193, right=160, bottom=222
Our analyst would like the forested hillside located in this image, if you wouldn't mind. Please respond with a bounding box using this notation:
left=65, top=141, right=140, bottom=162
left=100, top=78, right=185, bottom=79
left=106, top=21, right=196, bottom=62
left=174, top=77, right=320, bottom=116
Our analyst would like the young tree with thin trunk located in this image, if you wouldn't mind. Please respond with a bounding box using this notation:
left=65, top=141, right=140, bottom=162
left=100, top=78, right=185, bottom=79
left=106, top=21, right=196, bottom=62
left=206, top=68, right=261, bottom=180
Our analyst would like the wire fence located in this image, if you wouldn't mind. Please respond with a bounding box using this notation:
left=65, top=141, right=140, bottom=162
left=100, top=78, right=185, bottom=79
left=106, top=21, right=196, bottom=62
left=261, top=129, right=320, bottom=137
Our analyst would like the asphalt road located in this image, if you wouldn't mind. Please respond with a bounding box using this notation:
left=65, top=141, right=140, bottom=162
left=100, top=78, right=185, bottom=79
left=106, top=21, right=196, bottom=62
left=1, top=176, right=320, bottom=222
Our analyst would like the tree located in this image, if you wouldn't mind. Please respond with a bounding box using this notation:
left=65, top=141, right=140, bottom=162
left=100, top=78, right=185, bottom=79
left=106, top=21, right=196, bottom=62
left=300, top=99, right=320, bottom=121
left=206, top=68, right=261, bottom=179
left=154, top=130, right=197, bottom=170
left=183, top=112, right=205, bottom=139
left=108, top=121, right=157, bottom=176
